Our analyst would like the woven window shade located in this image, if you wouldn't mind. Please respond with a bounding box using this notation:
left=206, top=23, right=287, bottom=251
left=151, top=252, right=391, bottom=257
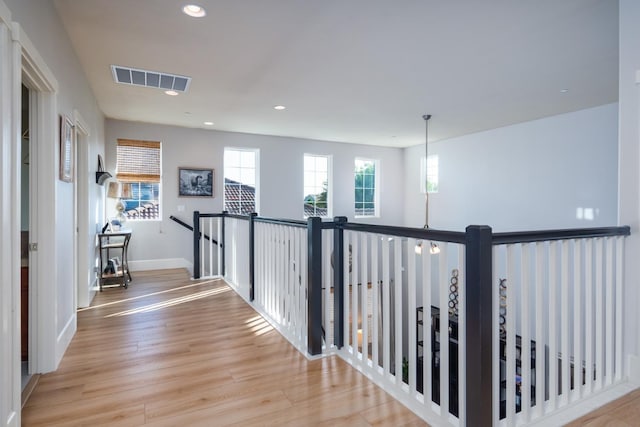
left=116, top=139, right=161, bottom=182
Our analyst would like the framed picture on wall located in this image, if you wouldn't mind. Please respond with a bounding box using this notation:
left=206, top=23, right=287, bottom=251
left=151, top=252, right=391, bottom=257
left=59, top=114, right=74, bottom=182
left=178, top=167, right=214, bottom=197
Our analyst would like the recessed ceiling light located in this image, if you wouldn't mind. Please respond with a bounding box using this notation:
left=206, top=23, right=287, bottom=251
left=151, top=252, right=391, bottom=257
left=204, top=121, right=214, bottom=126
left=183, top=4, right=206, bottom=18
left=273, top=105, right=286, bottom=110
left=560, top=88, right=569, bottom=93
left=165, top=90, right=179, bottom=96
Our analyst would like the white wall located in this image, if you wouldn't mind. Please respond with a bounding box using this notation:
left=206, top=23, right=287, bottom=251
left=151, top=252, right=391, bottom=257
left=105, top=119, right=405, bottom=268
left=618, top=0, right=640, bottom=382
left=403, top=103, right=619, bottom=232
left=3, top=0, right=105, bottom=369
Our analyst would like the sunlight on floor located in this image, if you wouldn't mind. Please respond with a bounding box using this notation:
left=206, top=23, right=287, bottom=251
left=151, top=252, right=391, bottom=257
left=78, top=279, right=223, bottom=312
left=245, top=314, right=274, bottom=336
left=104, top=286, right=231, bottom=317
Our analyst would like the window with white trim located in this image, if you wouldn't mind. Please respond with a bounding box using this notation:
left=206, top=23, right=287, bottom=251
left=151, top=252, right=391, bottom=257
left=116, top=139, right=162, bottom=220
left=420, top=155, right=439, bottom=193
left=303, top=154, right=331, bottom=218
left=224, top=148, right=259, bottom=215
left=354, top=158, right=379, bottom=217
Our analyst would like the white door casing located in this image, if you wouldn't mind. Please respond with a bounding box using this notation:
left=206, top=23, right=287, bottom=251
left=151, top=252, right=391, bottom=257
left=0, top=11, right=22, bottom=427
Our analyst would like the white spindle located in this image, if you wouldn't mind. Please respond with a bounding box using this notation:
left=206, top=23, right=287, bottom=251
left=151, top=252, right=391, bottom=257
left=344, top=232, right=352, bottom=352
left=208, top=218, right=213, bottom=276
left=422, top=243, right=432, bottom=405
left=456, top=244, right=466, bottom=425
left=394, top=238, right=402, bottom=387
left=217, top=217, right=222, bottom=276
left=492, top=246, right=501, bottom=423
left=199, top=217, right=205, bottom=277
left=323, top=230, right=332, bottom=349
left=280, top=225, right=286, bottom=323
left=352, top=233, right=360, bottom=356
left=534, top=242, right=545, bottom=418
left=382, top=237, right=391, bottom=378
left=615, top=237, right=623, bottom=381
left=408, top=238, right=417, bottom=395
left=371, top=235, right=379, bottom=370
left=362, top=233, right=369, bottom=364
left=300, top=227, right=308, bottom=348
left=548, top=241, right=558, bottom=409
left=521, top=243, right=531, bottom=422
left=585, top=239, right=594, bottom=395
left=595, top=238, right=603, bottom=391
left=506, top=245, right=516, bottom=423
left=572, top=240, right=583, bottom=402
left=438, top=242, right=449, bottom=416
left=605, top=237, right=614, bottom=386
left=561, top=240, right=570, bottom=403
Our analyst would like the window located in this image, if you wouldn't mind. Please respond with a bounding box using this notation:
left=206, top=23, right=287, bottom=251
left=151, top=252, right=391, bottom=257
left=116, top=139, right=161, bottom=220
left=354, top=158, right=379, bottom=217
left=303, top=154, right=331, bottom=218
left=224, top=148, right=258, bottom=215
left=420, top=155, right=439, bottom=193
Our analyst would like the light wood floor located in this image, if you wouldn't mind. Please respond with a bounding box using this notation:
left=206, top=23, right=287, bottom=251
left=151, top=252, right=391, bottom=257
left=21, top=269, right=426, bottom=426
left=566, top=388, right=640, bottom=426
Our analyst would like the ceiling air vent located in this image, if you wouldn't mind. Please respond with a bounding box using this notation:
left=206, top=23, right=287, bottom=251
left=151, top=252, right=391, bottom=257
left=111, top=65, right=191, bottom=93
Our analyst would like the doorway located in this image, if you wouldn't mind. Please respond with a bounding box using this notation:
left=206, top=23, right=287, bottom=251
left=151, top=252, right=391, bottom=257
left=20, top=83, right=30, bottom=391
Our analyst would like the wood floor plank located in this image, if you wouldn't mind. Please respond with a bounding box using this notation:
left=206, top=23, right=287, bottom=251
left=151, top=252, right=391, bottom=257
left=21, top=269, right=426, bottom=426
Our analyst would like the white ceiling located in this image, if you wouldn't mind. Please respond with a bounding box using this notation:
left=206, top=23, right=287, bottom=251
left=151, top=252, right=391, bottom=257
left=53, top=0, right=618, bottom=148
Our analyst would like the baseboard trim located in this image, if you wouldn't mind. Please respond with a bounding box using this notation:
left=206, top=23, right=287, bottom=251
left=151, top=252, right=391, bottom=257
left=129, top=258, right=193, bottom=273
left=21, top=374, right=40, bottom=408
left=527, top=382, right=638, bottom=426
left=55, top=313, right=76, bottom=368
left=628, top=354, right=640, bottom=384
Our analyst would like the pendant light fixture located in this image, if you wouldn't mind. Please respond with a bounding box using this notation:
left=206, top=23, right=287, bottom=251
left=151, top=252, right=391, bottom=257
left=416, top=114, right=440, bottom=255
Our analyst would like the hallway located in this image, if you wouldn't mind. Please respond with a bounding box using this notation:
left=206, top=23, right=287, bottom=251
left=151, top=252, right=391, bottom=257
left=21, top=269, right=424, bottom=426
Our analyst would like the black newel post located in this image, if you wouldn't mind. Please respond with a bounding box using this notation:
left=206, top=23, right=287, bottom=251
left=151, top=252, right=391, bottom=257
left=332, top=216, right=348, bottom=349
left=221, top=211, right=227, bottom=277
left=248, top=212, right=257, bottom=301
left=465, top=225, right=493, bottom=427
left=307, top=216, right=323, bottom=355
left=193, top=210, right=201, bottom=279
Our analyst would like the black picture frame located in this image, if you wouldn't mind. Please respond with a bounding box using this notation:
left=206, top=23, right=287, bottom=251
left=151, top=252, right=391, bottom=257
left=178, top=167, right=214, bottom=197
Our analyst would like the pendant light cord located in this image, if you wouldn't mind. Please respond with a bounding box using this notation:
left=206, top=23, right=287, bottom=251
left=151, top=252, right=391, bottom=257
left=423, top=114, right=432, bottom=229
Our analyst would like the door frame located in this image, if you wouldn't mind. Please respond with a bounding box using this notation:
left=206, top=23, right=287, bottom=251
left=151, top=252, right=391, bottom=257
left=74, top=110, right=92, bottom=308
left=20, top=26, right=59, bottom=376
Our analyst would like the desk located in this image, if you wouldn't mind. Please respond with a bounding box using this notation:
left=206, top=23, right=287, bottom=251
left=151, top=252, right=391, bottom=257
left=98, top=230, right=132, bottom=291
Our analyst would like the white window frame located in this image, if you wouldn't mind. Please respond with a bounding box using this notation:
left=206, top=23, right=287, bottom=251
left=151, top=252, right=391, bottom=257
left=354, top=157, right=380, bottom=218
left=223, top=147, right=260, bottom=215
left=116, top=139, right=162, bottom=221
left=420, top=154, right=439, bottom=194
left=303, top=153, right=332, bottom=219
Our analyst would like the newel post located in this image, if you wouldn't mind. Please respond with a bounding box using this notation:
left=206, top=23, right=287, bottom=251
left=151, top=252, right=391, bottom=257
left=307, top=216, right=323, bottom=355
left=249, top=212, right=257, bottom=301
left=465, top=225, right=493, bottom=427
left=333, top=216, right=348, bottom=349
left=193, top=210, right=201, bottom=279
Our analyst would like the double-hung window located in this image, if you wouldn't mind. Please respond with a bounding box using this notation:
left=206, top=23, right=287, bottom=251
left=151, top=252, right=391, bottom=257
left=224, top=148, right=259, bottom=215
left=303, top=154, right=331, bottom=218
left=354, top=158, right=379, bottom=217
left=116, top=139, right=162, bottom=220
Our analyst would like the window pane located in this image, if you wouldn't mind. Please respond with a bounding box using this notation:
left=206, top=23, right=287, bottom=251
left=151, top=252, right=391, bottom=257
left=240, top=151, right=255, bottom=168
left=123, top=182, right=160, bottom=220
left=354, top=158, right=377, bottom=217
left=224, top=150, right=241, bottom=167
left=224, top=148, right=258, bottom=215
left=303, top=154, right=330, bottom=218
